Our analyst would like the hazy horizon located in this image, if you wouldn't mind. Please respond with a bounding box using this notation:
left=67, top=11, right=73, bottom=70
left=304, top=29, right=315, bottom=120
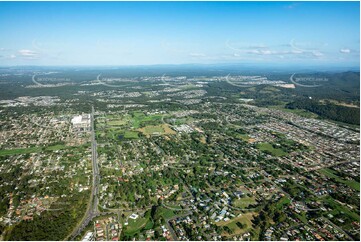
left=0, top=1, right=359, bottom=66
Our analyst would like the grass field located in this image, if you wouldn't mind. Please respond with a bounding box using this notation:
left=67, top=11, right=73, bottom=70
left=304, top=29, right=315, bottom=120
left=179, top=84, right=197, bottom=90
left=216, top=212, right=256, bottom=237
left=45, top=144, right=67, bottom=151
left=276, top=196, right=291, bottom=209
left=138, top=124, right=175, bottom=137
left=132, top=112, right=163, bottom=129
left=256, top=142, right=287, bottom=157
left=259, top=86, right=280, bottom=94
left=124, top=131, right=139, bottom=139
left=108, top=119, right=128, bottom=126
left=124, top=217, right=149, bottom=235
left=269, top=105, right=319, bottom=119
left=323, top=196, right=360, bottom=222
left=164, top=204, right=182, bottom=210
left=237, top=134, right=254, bottom=143
left=233, top=196, right=257, bottom=209
left=157, top=207, right=176, bottom=219
left=102, top=127, right=140, bottom=140
left=143, top=125, right=164, bottom=134
left=319, top=168, right=360, bottom=191
left=170, top=117, right=194, bottom=125
left=0, top=144, right=69, bottom=156
left=199, top=136, right=207, bottom=144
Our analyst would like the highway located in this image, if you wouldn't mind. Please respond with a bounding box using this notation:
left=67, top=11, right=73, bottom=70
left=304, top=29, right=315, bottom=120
left=69, top=106, right=100, bottom=240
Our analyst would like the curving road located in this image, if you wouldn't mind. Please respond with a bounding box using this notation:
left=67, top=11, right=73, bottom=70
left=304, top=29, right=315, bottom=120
left=289, top=73, right=322, bottom=88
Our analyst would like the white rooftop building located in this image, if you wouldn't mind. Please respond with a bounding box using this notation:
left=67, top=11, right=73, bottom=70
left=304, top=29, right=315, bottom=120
left=71, top=114, right=90, bottom=131
left=82, top=232, right=94, bottom=241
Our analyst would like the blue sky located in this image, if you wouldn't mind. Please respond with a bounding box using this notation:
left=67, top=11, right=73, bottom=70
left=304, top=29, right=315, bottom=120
left=0, top=1, right=359, bottom=66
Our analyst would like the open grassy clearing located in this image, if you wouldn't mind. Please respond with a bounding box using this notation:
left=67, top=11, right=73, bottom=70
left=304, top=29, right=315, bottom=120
left=169, top=117, right=194, bottom=125
left=0, top=144, right=71, bottom=156
left=157, top=207, right=176, bottom=219
left=199, top=135, right=207, bottom=144
left=259, top=86, right=280, bottom=94
left=256, top=142, right=287, bottom=157
left=179, top=84, right=197, bottom=90
left=131, top=112, right=163, bottom=129
left=319, top=99, right=359, bottom=108
left=108, top=119, right=128, bottom=126
left=276, top=196, right=291, bottom=209
left=319, top=168, right=360, bottom=191
left=269, top=105, right=319, bottom=119
left=233, top=196, right=257, bottom=209
left=138, top=124, right=175, bottom=137
left=323, top=196, right=360, bottom=222
left=237, top=133, right=256, bottom=143
left=216, top=212, right=256, bottom=237
left=124, top=217, right=149, bottom=235
left=123, top=131, right=139, bottom=139
left=164, top=204, right=182, bottom=210
left=101, top=126, right=140, bottom=140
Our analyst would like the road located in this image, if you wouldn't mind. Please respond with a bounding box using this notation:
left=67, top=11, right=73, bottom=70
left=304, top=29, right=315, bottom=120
left=164, top=210, right=192, bottom=241
left=289, top=73, right=322, bottom=88
left=69, top=106, right=100, bottom=240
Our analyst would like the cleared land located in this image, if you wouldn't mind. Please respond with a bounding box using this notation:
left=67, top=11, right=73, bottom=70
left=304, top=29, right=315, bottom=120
left=233, top=196, right=257, bottom=209
left=256, top=142, right=287, bottom=157
left=319, top=168, right=360, bottom=191
left=0, top=144, right=69, bottom=156
left=216, top=212, right=256, bottom=237
left=138, top=124, right=176, bottom=137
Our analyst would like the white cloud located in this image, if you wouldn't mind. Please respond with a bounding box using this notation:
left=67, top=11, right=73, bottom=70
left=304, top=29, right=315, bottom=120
left=247, top=49, right=272, bottom=55
left=189, top=52, right=206, bottom=57
left=9, top=54, right=16, bottom=59
left=340, top=48, right=351, bottom=54
left=285, top=3, right=300, bottom=9
left=312, top=51, right=324, bottom=57
left=18, top=49, right=39, bottom=59
left=226, top=39, right=329, bottom=61
left=249, top=44, right=267, bottom=49
left=0, top=48, right=11, bottom=52
left=291, top=49, right=303, bottom=54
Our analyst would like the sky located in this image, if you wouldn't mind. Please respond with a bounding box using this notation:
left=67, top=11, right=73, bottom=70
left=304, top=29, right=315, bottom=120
left=0, top=1, right=359, bottom=67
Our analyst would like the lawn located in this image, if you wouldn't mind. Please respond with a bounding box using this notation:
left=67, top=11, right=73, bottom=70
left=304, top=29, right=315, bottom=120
left=269, top=105, right=319, bottom=119
left=216, top=212, right=256, bottom=237
left=164, top=204, right=182, bottom=210
left=108, top=119, right=128, bottom=126
left=138, top=124, right=175, bottom=137
left=124, top=131, right=139, bottom=139
left=171, top=117, right=194, bottom=125
left=105, top=128, right=121, bottom=140
left=237, top=134, right=253, bottom=143
left=0, top=147, right=41, bottom=156
left=319, top=168, right=360, bottom=191
left=144, top=125, right=164, bottom=134
left=323, top=196, right=360, bottom=222
left=276, top=196, right=291, bottom=209
left=131, top=112, right=163, bottom=129
left=179, top=84, right=197, bottom=90
left=157, top=207, right=176, bottom=219
left=0, top=144, right=69, bottom=156
left=124, top=217, right=149, bottom=235
left=256, top=142, right=287, bottom=157
left=162, top=124, right=176, bottom=135
left=233, top=196, right=257, bottom=209
left=199, top=136, right=207, bottom=144
left=45, top=144, right=67, bottom=151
